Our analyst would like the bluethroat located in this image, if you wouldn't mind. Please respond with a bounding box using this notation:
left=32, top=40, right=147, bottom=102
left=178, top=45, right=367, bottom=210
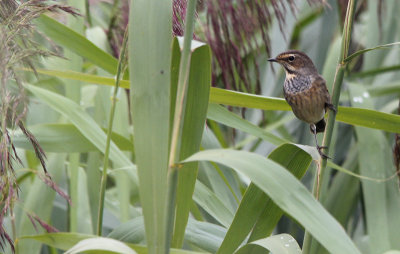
left=268, top=50, right=336, bottom=159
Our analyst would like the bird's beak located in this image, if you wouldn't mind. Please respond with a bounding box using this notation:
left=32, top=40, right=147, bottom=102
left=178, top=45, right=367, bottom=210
left=268, top=58, right=277, bottom=62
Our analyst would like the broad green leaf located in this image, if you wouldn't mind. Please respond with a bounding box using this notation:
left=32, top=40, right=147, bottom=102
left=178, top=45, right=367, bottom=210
left=210, top=88, right=290, bottom=111
left=193, top=180, right=234, bottom=228
left=65, top=237, right=137, bottom=254
left=24, top=68, right=129, bottom=89
left=169, top=0, right=209, bottom=245
left=337, top=106, right=400, bottom=133
left=217, top=144, right=312, bottom=254
left=200, top=129, right=241, bottom=211
left=19, top=233, right=205, bottom=254
left=12, top=123, right=132, bottom=153
left=184, top=149, right=361, bottom=254
left=29, top=69, right=400, bottom=133
left=25, top=84, right=137, bottom=184
left=35, top=15, right=118, bottom=74
left=312, top=148, right=360, bottom=254
left=185, top=219, right=225, bottom=253
left=129, top=0, right=172, bottom=252
left=207, top=104, right=288, bottom=146
left=18, top=233, right=94, bottom=252
left=235, top=234, right=301, bottom=254
left=350, top=83, right=400, bottom=253
left=206, top=103, right=363, bottom=182
left=207, top=89, right=400, bottom=133
left=108, top=216, right=223, bottom=253
left=172, top=39, right=212, bottom=246
left=108, top=217, right=146, bottom=244
left=248, top=145, right=312, bottom=240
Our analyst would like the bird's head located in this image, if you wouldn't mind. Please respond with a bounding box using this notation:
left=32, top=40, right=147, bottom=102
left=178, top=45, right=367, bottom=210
left=268, top=50, right=317, bottom=77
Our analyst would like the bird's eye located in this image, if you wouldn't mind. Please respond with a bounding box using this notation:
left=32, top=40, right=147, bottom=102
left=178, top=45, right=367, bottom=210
left=288, top=55, right=295, bottom=62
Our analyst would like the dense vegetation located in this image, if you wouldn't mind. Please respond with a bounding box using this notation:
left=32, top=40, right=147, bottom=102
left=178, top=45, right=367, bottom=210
left=1, top=0, right=400, bottom=253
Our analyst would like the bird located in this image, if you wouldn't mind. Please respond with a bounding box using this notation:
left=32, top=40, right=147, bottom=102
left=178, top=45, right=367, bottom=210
left=268, top=50, right=336, bottom=159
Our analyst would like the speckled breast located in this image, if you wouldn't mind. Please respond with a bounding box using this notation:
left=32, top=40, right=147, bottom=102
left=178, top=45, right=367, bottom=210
left=283, top=75, right=326, bottom=124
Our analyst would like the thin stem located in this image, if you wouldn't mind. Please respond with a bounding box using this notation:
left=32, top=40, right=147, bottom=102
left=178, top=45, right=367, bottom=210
left=165, top=0, right=198, bottom=251
left=85, top=0, right=92, bottom=27
left=167, top=2, right=197, bottom=169
left=69, top=153, right=79, bottom=232
left=96, top=27, right=128, bottom=236
left=10, top=204, right=16, bottom=250
left=302, top=0, right=356, bottom=253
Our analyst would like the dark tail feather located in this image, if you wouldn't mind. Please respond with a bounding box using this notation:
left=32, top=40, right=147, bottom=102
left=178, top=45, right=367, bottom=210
left=315, top=119, right=326, bottom=133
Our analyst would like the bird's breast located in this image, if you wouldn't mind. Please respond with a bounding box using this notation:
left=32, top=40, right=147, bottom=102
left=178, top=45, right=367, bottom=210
left=284, top=75, right=312, bottom=94
left=283, top=75, right=326, bottom=124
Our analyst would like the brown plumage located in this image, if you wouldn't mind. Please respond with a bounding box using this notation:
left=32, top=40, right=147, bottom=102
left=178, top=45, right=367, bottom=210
left=268, top=50, right=336, bottom=159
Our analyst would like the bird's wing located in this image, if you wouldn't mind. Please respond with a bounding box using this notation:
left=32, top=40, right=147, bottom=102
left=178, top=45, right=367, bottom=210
left=314, top=75, right=334, bottom=110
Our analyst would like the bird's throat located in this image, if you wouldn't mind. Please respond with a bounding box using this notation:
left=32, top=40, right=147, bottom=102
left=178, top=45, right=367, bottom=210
left=285, top=71, right=296, bottom=80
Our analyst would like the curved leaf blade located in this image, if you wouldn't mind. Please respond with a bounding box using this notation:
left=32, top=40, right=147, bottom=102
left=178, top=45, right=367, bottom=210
left=18, top=233, right=204, bottom=254
left=193, top=180, right=234, bottom=227
left=338, top=106, right=400, bottom=133
left=344, top=42, right=400, bottom=63
left=35, top=15, right=118, bottom=74
left=12, top=123, right=132, bottom=153
left=27, top=69, right=400, bottom=133
left=65, top=237, right=137, bottom=254
left=210, top=88, right=290, bottom=111
left=129, top=0, right=172, bottom=251
left=184, top=149, right=361, bottom=254
left=217, top=144, right=312, bottom=254
left=235, top=234, right=301, bottom=254
left=172, top=40, right=212, bottom=247
left=207, top=104, right=288, bottom=146
left=25, top=84, right=137, bottom=183
left=350, top=83, right=400, bottom=252
left=26, top=68, right=129, bottom=89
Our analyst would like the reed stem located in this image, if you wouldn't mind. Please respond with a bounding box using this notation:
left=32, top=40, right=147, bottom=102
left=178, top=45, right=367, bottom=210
left=302, top=0, right=356, bottom=252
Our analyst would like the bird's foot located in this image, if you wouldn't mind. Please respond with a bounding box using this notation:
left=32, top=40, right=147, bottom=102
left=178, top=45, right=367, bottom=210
left=317, top=145, right=330, bottom=159
left=326, top=103, right=337, bottom=113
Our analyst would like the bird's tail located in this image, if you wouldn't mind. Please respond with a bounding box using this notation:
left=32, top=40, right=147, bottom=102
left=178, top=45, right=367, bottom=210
left=315, top=119, right=326, bottom=133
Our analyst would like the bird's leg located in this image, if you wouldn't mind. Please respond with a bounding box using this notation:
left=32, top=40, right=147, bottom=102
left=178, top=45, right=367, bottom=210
left=310, top=124, right=330, bottom=159
left=325, top=103, right=337, bottom=113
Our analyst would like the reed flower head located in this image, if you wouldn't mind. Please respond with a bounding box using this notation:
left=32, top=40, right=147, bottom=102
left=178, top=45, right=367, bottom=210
left=0, top=0, right=78, bottom=251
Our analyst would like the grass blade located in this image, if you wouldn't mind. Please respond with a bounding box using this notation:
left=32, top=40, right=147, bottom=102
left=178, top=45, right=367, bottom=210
left=207, top=104, right=288, bottom=146
left=129, top=0, right=172, bottom=252
left=166, top=0, right=199, bottom=250
left=184, top=149, right=361, bottom=254
left=193, top=181, right=234, bottom=227
left=27, top=69, right=400, bottom=133
left=12, top=123, right=132, bottom=153
left=171, top=41, right=211, bottom=246
left=35, top=15, right=118, bottom=74
left=350, top=83, right=400, bottom=253
left=65, top=237, right=137, bottom=254
left=217, top=144, right=312, bottom=254
left=344, top=42, right=400, bottom=63
left=19, top=233, right=205, bottom=254
left=25, top=84, right=137, bottom=182
left=235, top=234, right=301, bottom=254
